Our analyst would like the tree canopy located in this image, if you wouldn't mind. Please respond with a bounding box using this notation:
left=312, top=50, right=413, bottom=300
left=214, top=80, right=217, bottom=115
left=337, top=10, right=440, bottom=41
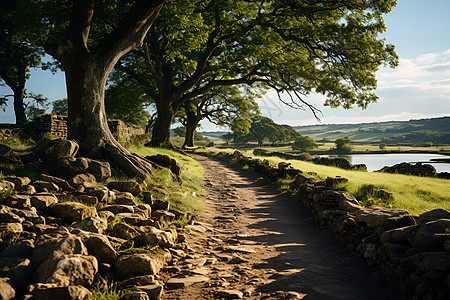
left=292, top=135, right=318, bottom=152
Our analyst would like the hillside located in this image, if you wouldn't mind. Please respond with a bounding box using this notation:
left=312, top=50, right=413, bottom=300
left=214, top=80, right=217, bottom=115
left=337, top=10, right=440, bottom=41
left=201, top=116, right=450, bottom=144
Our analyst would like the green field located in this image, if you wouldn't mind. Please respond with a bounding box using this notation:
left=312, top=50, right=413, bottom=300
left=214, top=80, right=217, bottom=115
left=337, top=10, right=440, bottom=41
left=201, top=148, right=450, bottom=215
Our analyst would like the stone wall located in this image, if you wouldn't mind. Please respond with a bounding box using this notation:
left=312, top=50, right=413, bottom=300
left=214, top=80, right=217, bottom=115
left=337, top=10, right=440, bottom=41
left=208, top=150, right=450, bottom=300
left=0, top=115, right=145, bottom=143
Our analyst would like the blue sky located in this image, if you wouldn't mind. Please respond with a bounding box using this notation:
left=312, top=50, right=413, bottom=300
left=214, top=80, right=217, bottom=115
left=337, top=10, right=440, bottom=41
left=1, top=0, right=449, bottom=129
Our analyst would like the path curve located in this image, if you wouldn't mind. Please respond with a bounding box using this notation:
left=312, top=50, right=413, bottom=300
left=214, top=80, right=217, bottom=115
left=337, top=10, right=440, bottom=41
left=161, top=154, right=404, bottom=299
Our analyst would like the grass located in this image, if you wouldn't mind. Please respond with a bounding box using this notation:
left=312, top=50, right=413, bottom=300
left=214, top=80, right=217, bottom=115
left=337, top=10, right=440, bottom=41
left=129, top=146, right=205, bottom=212
left=91, top=284, right=128, bottom=300
left=199, top=148, right=450, bottom=216
left=0, top=135, right=34, bottom=152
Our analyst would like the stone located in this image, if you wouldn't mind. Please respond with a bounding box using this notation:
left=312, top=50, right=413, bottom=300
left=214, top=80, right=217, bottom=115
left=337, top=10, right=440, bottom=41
left=75, top=194, right=98, bottom=205
left=338, top=192, right=362, bottom=213
left=3, top=176, right=31, bottom=189
left=0, top=209, right=24, bottom=223
left=32, top=180, right=60, bottom=192
left=0, top=257, right=32, bottom=292
left=142, top=192, right=153, bottom=205
left=0, top=222, right=23, bottom=232
left=0, top=144, right=11, bottom=156
left=377, top=162, right=437, bottom=177
left=136, top=204, right=152, bottom=218
left=84, top=186, right=113, bottom=203
left=120, top=291, right=150, bottom=300
left=418, top=209, right=450, bottom=225
left=115, top=192, right=137, bottom=206
left=401, top=251, right=450, bottom=273
left=134, top=227, right=174, bottom=248
left=100, top=205, right=134, bottom=215
left=0, top=277, right=15, bottom=300
left=108, top=222, right=140, bottom=240
left=115, top=252, right=171, bottom=279
left=32, top=285, right=92, bottom=300
left=33, top=254, right=98, bottom=287
left=32, top=235, right=88, bottom=267
left=216, top=289, right=244, bottom=299
left=4, top=176, right=31, bottom=189
left=145, top=154, right=180, bottom=176
left=54, top=157, right=89, bottom=179
left=0, top=180, right=15, bottom=192
left=183, top=258, right=207, bottom=266
left=165, top=275, right=209, bottom=289
left=71, top=217, right=107, bottom=234
left=152, top=200, right=170, bottom=211
left=137, top=284, right=163, bottom=300
left=97, top=210, right=114, bottom=220
left=413, top=219, right=450, bottom=250
left=31, top=194, right=59, bottom=211
left=152, top=210, right=175, bottom=222
left=0, top=239, right=34, bottom=258
left=21, top=185, right=37, bottom=194
left=86, top=159, right=111, bottom=182
left=356, top=206, right=409, bottom=227
left=45, top=140, right=79, bottom=160
left=108, top=181, right=142, bottom=196
left=71, top=230, right=118, bottom=263
left=115, top=213, right=146, bottom=225
left=50, top=202, right=98, bottom=224
left=5, top=194, right=31, bottom=208
left=119, top=275, right=155, bottom=287
left=68, top=173, right=97, bottom=188
left=380, top=225, right=418, bottom=244
left=40, top=174, right=72, bottom=191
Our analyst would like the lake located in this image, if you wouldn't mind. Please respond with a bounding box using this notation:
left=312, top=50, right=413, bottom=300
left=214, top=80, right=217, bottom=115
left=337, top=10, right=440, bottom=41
left=339, top=153, right=450, bottom=173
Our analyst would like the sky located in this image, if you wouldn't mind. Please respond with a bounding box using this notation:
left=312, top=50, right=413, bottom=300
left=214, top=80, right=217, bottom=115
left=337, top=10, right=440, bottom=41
left=1, top=0, right=449, bottom=130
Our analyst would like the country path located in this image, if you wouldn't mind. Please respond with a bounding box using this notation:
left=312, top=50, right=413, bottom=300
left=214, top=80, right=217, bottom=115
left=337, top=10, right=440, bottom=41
left=159, top=154, right=404, bottom=299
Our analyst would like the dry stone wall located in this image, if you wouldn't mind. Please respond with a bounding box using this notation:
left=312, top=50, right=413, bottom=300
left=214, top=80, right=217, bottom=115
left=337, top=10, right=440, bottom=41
left=209, top=150, right=450, bottom=300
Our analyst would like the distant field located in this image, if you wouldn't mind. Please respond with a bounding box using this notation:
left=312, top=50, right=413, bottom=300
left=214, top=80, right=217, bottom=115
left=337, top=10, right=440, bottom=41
left=203, top=148, right=450, bottom=215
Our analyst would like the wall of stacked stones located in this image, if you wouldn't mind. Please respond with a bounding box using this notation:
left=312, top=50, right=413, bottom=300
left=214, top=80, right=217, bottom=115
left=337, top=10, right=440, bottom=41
left=0, top=115, right=145, bottom=143
left=211, top=150, right=450, bottom=300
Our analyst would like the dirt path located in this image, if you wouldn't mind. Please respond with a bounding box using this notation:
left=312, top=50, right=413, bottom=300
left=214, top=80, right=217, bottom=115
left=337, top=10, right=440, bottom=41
left=160, top=155, right=404, bottom=299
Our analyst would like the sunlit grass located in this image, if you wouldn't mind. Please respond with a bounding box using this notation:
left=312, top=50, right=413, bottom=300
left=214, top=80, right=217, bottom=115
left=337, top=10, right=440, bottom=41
left=130, top=146, right=205, bottom=211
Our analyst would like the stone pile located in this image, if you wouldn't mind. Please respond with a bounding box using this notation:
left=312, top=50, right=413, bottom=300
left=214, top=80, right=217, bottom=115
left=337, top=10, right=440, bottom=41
left=211, top=150, right=450, bottom=300
left=0, top=140, right=194, bottom=300
left=377, top=162, right=438, bottom=177
left=253, top=148, right=367, bottom=171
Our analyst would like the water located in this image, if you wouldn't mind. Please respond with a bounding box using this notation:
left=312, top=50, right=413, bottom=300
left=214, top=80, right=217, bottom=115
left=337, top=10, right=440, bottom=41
left=344, top=153, right=450, bottom=173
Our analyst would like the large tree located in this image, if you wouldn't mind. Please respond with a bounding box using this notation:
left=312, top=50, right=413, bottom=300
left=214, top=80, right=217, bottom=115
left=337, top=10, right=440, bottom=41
left=112, top=0, right=398, bottom=147
left=0, top=0, right=48, bottom=124
left=44, top=0, right=165, bottom=180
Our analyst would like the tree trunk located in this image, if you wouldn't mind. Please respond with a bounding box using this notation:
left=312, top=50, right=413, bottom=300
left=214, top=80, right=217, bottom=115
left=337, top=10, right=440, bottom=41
left=183, top=103, right=200, bottom=148
left=150, top=99, right=177, bottom=147
left=14, top=65, right=27, bottom=124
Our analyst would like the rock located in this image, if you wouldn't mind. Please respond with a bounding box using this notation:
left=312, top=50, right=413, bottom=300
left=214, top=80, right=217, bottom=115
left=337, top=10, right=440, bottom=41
left=40, top=174, right=72, bottom=191
left=21, top=184, right=37, bottom=194
left=84, top=185, right=113, bottom=204
left=216, top=289, right=244, bottom=299
left=108, top=222, right=140, bottom=240
left=401, top=251, right=450, bottom=273
left=325, top=176, right=348, bottom=187
left=115, top=213, right=146, bottom=226
left=183, top=258, right=207, bottom=266
left=33, top=254, right=98, bottom=286
left=0, top=239, right=34, bottom=258
left=115, top=252, right=171, bottom=279
left=134, top=227, right=174, bottom=248
left=378, top=162, right=438, bottom=177
left=0, top=257, right=32, bottom=292
left=338, top=192, right=362, bottom=213
left=100, top=205, right=134, bottom=215
left=45, top=140, right=79, bottom=160
left=5, top=194, right=31, bottom=208
left=136, top=204, right=152, bottom=218
left=32, top=235, right=88, bottom=267
left=145, top=154, right=180, bottom=176
left=108, top=181, right=142, bottom=196
left=5, top=176, right=31, bottom=189
left=0, top=222, right=23, bottom=232
left=413, top=219, right=450, bottom=250
left=0, top=208, right=24, bottom=223
left=32, top=180, right=60, bottom=193
left=0, top=144, right=11, bottom=156
left=289, top=174, right=316, bottom=190
left=97, top=210, right=114, bottom=221
left=75, top=194, right=98, bottom=205
left=68, top=173, right=97, bottom=188
left=50, top=202, right=98, bottom=224
left=31, top=285, right=92, bottom=300
left=152, top=210, right=175, bottom=222
left=115, top=192, right=137, bottom=206
left=119, top=275, right=155, bottom=287
left=165, top=275, right=209, bottom=289
left=0, top=277, right=15, bottom=300
left=86, top=159, right=111, bottom=182
left=137, top=284, right=163, bottom=300
left=71, top=230, right=118, bottom=263
left=31, top=194, right=59, bottom=211
left=152, top=200, right=170, bottom=211
left=380, top=225, right=418, bottom=244
left=142, top=192, right=153, bottom=205
left=54, top=157, right=90, bottom=179
left=71, top=217, right=107, bottom=234
left=120, top=291, right=150, bottom=300
left=356, top=206, right=409, bottom=227
left=418, top=209, right=450, bottom=225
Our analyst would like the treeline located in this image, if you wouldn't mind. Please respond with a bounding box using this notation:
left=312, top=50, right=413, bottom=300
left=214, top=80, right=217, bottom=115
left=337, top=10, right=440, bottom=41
left=381, top=130, right=450, bottom=145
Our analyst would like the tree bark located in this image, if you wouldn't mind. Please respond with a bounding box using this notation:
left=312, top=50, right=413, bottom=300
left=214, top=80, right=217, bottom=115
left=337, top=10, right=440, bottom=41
left=183, top=103, right=200, bottom=148
left=13, top=64, right=27, bottom=124
left=150, top=99, right=177, bottom=147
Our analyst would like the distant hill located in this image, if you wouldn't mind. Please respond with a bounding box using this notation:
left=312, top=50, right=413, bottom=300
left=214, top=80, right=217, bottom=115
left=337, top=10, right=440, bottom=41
left=292, top=117, right=450, bottom=143
left=201, top=116, right=450, bottom=144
